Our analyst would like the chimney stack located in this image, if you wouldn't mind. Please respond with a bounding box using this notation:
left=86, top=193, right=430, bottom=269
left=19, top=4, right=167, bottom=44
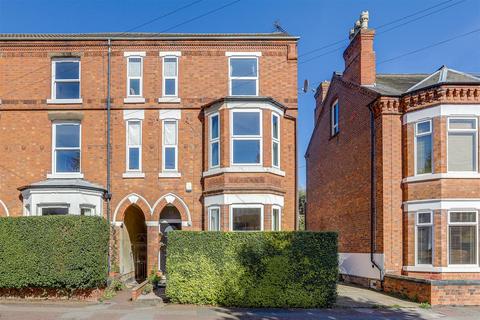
left=343, top=11, right=376, bottom=85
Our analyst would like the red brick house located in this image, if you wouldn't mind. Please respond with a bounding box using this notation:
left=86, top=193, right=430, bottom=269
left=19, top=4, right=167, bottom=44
left=0, top=32, right=298, bottom=283
left=306, top=12, right=480, bottom=305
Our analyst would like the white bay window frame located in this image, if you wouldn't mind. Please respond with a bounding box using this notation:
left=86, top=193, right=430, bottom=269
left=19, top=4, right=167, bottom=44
left=414, top=119, right=433, bottom=176
left=415, top=211, right=433, bottom=266
left=447, top=117, right=478, bottom=173
left=230, top=109, right=262, bottom=166
left=208, top=206, right=221, bottom=231
left=272, top=113, right=280, bottom=169
left=447, top=210, right=479, bottom=266
left=209, top=113, right=220, bottom=169
left=230, top=204, right=264, bottom=231
left=271, top=205, right=281, bottom=231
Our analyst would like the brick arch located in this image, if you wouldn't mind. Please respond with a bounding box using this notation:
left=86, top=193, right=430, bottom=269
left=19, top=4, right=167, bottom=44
left=152, top=193, right=191, bottom=226
left=113, top=193, right=152, bottom=223
left=0, top=200, right=9, bottom=217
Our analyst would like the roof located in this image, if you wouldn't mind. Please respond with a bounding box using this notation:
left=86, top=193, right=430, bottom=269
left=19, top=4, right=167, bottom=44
left=202, top=96, right=289, bottom=110
left=18, top=179, right=106, bottom=192
left=0, top=32, right=299, bottom=41
left=367, top=66, right=480, bottom=96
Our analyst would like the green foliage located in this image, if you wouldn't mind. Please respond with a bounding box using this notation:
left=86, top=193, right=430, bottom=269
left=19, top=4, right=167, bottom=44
left=109, top=278, right=125, bottom=291
left=0, top=216, right=109, bottom=289
left=147, top=270, right=161, bottom=286
left=142, top=283, right=153, bottom=295
left=419, top=302, right=431, bottom=309
left=166, top=231, right=338, bottom=308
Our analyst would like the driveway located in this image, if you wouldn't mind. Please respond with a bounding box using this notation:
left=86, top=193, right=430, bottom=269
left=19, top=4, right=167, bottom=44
left=0, top=284, right=479, bottom=319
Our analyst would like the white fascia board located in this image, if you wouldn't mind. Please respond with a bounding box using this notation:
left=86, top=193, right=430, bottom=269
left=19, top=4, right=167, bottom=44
left=225, top=52, right=262, bottom=57
left=204, top=193, right=284, bottom=207
left=403, top=104, right=480, bottom=124
left=403, top=199, right=480, bottom=211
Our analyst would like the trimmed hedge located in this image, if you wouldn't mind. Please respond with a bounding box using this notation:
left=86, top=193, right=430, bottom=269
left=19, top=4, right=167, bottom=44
left=166, top=231, right=338, bottom=308
left=0, top=216, right=109, bottom=289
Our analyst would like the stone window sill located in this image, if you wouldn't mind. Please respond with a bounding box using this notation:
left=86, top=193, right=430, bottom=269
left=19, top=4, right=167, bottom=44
left=47, top=98, right=83, bottom=104
left=124, top=97, right=146, bottom=104
left=158, top=172, right=181, bottom=178
left=158, top=97, right=181, bottom=103
left=122, top=172, right=145, bottom=179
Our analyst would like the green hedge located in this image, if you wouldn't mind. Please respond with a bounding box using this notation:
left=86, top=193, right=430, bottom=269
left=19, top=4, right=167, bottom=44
left=166, top=231, right=338, bottom=308
left=0, top=216, right=109, bottom=289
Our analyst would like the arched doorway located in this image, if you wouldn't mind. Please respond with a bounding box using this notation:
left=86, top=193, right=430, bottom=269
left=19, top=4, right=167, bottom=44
left=122, top=205, right=147, bottom=283
left=159, top=205, right=182, bottom=275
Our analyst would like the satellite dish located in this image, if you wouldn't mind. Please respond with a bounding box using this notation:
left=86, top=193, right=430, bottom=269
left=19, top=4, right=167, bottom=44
left=302, top=79, right=309, bottom=93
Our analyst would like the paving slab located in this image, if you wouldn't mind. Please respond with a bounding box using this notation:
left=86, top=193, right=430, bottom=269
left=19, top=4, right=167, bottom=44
left=336, top=283, right=420, bottom=308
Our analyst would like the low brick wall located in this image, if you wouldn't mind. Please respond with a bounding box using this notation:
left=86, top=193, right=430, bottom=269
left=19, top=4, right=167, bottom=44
left=0, top=287, right=104, bottom=301
left=384, top=274, right=480, bottom=306
left=131, top=280, right=149, bottom=301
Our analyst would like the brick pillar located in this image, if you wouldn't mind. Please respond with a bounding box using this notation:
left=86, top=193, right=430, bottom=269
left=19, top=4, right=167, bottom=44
left=147, top=224, right=159, bottom=275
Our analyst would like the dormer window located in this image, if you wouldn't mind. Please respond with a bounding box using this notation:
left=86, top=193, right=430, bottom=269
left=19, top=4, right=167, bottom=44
left=331, top=100, right=339, bottom=136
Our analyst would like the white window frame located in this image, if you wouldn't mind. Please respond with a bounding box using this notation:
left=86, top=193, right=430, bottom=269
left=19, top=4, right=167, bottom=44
left=447, top=117, right=478, bottom=173
left=230, top=204, right=264, bottom=231
left=228, top=56, right=259, bottom=96
left=126, top=56, right=143, bottom=97
left=162, top=119, right=178, bottom=172
left=415, top=211, right=433, bottom=266
left=209, top=113, right=220, bottom=169
left=126, top=119, right=142, bottom=172
left=272, top=113, right=281, bottom=169
left=208, top=206, right=221, bottom=231
left=162, top=56, right=179, bottom=97
left=80, top=204, right=96, bottom=216
left=271, top=205, right=282, bottom=231
left=52, top=121, right=81, bottom=175
left=230, top=109, right=263, bottom=166
left=447, top=210, right=479, bottom=266
left=51, top=58, right=81, bottom=100
left=331, top=100, right=339, bottom=136
left=414, top=119, right=433, bottom=176
left=37, top=203, right=70, bottom=216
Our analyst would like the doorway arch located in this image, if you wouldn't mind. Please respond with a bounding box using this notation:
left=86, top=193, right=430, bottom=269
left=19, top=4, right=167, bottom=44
left=121, top=205, right=147, bottom=283
left=159, top=205, right=182, bottom=275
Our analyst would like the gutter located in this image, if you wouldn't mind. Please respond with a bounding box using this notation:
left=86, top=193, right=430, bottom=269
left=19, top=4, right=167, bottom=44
left=368, top=103, right=383, bottom=281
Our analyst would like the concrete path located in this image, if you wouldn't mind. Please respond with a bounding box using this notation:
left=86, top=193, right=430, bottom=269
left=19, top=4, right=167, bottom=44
left=336, top=283, right=420, bottom=308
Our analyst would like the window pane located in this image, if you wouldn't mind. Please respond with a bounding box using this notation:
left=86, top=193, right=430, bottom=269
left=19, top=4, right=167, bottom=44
left=272, top=208, right=280, bottom=231
left=129, top=79, right=140, bottom=96
left=272, top=115, right=279, bottom=139
left=56, top=124, right=80, bottom=148
left=230, top=58, right=257, bottom=77
left=233, top=140, right=260, bottom=164
left=164, top=147, right=176, bottom=170
left=210, top=208, right=220, bottom=231
left=449, top=119, right=476, bottom=130
left=211, top=141, right=219, bottom=167
left=128, top=147, right=140, bottom=170
left=42, top=207, right=68, bottom=215
left=231, top=79, right=256, bottom=96
left=164, top=58, right=177, bottom=77
left=164, top=121, right=177, bottom=145
left=449, top=226, right=476, bottom=264
left=272, top=141, right=279, bottom=167
left=450, top=212, right=476, bottom=223
left=417, top=121, right=431, bottom=134
left=448, top=132, right=476, bottom=171
left=80, top=207, right=93, bottom=216
left=128, top=57, right=142, bottom=77
left=56, top=82, right=80, bottom=99
left=233, top=112, right=260, bottom=135
left=55, top=62, right=79, bottom=79
left=417, top=226, right=432, bottom=264
left=164, top=79, right=176, bottom=96
left=418, top=212, right=432, bottom=224
left=128, top=121, right=141, bottom=146
left=211, top=115, right=219, bottom=139
left=56, top=150, right=80, bottom=172
left=232, top=207, right=261, bottom=231
left=416, top=134, right=432, bottom=174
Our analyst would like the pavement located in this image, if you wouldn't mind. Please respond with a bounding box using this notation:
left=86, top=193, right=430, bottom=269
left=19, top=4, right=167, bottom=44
left=0, top=283, right=479, bottom=319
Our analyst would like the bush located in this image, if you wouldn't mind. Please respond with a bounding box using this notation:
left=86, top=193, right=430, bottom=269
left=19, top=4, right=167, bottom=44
left=166, top=231, right=338, bottom=308
left=0, top=216, right=109, bottom=289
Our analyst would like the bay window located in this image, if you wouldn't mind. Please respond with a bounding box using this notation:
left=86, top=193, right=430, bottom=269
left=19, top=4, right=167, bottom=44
left=163, top=120, right=178, bottom=171
left=126, top=120, right=142, bottom=171
left=272, top=206, right=281, bottom=231
left=53, top=122, right=81, bottom=174
left=231, top=110, right=261, bottom=165
left=229, top=57, right=258, bottom=96
left=448, top=118, right=477, bottom=172
left=51, top=58, right=80, bottom=100
left=415, top=120, right=433, bottom=175
left=272, top=113, right=280, bottom=168
left=231, top=205, right=263, bottom=231
left=127, top=56, right=143, bottom=97
left=208, top=206, right=220, bottom=231
left=448, top=211, right=478, bottom=265
left=39, top=205, right=69, bottom=216
left=416, top=211, right=433, bottom=265
left=209, top=113, right=220, bottom=168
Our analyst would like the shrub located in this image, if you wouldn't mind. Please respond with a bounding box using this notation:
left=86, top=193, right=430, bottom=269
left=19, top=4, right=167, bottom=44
left=142, top=283, right=153, bottom=295
left=0, top=216, right=109, bottom=289
left=166, top=231, right=338, bottom=308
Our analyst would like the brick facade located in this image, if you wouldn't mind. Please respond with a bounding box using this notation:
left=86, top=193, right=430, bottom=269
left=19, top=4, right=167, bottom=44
left=0, top=33, right=298, bottom=280
left=306, top=12, right=480, bottom=305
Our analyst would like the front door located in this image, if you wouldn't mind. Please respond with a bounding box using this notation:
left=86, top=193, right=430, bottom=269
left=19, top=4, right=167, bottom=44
left=159, top=222, right=181, bottom=274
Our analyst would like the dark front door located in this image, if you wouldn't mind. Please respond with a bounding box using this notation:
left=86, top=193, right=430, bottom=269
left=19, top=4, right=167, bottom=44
left=159, top=222, right=181, bottom=274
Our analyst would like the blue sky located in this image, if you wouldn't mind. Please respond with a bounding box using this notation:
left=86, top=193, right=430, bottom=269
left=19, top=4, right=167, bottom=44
left=1, top=0, right=479, bottom=188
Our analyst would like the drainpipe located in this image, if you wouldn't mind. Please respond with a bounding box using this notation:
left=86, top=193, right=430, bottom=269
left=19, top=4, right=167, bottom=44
left=368, top=103, right=383, bottom=282
left=106, top=38, right=112, bottom=276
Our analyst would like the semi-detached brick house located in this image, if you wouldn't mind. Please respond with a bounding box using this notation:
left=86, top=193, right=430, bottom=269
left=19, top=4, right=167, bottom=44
left=306, top=12, right=480, bottom=305
left=0, top=32, right=298, bottom=283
